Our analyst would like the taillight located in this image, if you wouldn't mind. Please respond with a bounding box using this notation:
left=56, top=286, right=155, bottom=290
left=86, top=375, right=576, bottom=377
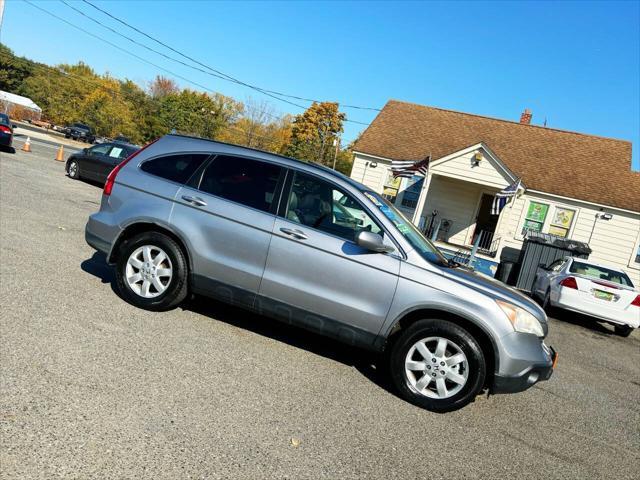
left=0, top=125, right=11, bottom=134
left=103, top=137, right=159, bottom=196
left=560, top=277, right=578, bottom=289
left=631, top=295, right=640, bottom=307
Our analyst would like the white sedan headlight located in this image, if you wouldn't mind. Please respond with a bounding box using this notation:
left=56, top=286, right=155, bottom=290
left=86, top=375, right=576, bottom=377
left=496, top=300, right=545, bottom=337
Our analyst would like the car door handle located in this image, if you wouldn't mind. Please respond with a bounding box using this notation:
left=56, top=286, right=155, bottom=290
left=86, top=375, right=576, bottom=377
left=181, top=195, right=207, bottom=207
left=280, top=227, right=308, bottom=240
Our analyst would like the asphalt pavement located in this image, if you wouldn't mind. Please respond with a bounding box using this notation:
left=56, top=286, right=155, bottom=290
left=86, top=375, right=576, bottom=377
left=1, top=139, right=639, bottom=479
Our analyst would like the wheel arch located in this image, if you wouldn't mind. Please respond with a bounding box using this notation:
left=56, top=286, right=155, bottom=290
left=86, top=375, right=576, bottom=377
left=108, top=221, right=193, bottom=272
left=381, top=307, right=499, bottom=386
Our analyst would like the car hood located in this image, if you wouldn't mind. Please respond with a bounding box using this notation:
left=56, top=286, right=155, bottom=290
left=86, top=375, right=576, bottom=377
left=443, top=266, right=547, bottom=324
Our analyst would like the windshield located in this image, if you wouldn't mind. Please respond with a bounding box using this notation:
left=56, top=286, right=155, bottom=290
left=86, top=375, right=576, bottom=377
left=0, top=114, right=9, bottom=126
left=569, top=261, right=634, bottom=287
left=364, top=191, right=449, bottom=266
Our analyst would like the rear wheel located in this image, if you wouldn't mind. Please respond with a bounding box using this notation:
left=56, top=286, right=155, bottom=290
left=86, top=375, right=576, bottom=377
left=389, top=319, right=486, bottom=412
left=115, top=232, right=188, bottom=311
left=614, top=324, right=634, bottom=337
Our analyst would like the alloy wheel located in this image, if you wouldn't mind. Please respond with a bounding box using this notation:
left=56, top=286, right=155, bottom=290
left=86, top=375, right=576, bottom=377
left=404, top=336, right=469, bottom=399
left=125, top=245, right=173, bottom=298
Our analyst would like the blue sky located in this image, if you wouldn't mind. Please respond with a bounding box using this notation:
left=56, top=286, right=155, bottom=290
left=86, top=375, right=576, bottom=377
left=1, top=0, right=639, bottom=169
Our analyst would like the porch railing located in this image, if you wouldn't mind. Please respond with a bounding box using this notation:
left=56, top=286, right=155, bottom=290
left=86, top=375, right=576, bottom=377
left=474, top=230, right=500, bottom=257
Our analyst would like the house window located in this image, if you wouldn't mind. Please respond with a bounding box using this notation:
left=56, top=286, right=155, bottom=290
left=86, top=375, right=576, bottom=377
left=547, top=207, right=576, bottom=238
left=521, top=201, right=549, bottom=235
left=400, top=176, right=424, bottom=209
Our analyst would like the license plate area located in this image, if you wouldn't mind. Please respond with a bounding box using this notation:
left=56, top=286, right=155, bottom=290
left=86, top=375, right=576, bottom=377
left=592, top=289, right=614, bottom=301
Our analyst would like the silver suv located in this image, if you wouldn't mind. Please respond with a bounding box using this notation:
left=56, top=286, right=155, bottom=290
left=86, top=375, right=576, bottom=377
left=85, top=134, right=557, bottom=412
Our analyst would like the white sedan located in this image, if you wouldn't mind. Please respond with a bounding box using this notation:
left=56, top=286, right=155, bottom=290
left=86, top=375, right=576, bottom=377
left=532, top=257, right=640, bottom=337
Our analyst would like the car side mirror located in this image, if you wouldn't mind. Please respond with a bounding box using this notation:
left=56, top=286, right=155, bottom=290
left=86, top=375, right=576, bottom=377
left=356, top=231, right=394, bottom=253
left=538, top=263, right=549, bottom=271
left=82, top=148, right=88, bottom=154
left=12, top=124, right=17, bottom=129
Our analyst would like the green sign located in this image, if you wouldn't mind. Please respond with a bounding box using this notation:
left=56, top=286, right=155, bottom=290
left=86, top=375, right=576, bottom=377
left=526, top=202, right=549, bottom=222
left=523, top=219, right=543, bottom=232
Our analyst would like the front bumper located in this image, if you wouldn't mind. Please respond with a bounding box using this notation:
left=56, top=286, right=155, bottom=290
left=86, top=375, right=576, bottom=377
left=493, top=346, right=557, bottom=393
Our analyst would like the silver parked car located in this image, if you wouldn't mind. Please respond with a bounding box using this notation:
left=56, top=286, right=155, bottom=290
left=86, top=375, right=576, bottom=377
left=85, top=134, right=557, bottom=412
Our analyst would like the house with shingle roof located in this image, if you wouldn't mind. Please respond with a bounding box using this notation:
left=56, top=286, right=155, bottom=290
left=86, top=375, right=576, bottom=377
left=351, top=100, right=640, bottom=283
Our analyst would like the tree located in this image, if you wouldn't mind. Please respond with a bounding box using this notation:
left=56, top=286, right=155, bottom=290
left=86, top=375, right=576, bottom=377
left=158, top=90, right=241, bottom=139
left=218, top=97, right=293, bottom=153
left=0, top=44, right=36, bottom=94
left=149, top=75, right=179, bottom=99
left=285, top=102, right=346, bottom=165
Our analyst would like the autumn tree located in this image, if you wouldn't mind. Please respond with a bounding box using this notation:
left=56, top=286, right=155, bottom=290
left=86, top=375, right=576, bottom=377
left=149, top=75, right=179, bottom=99
left=0, top=44, right=36, bottom=94
left=285, top=102, right=346, bottom=165
left=218, top=97, right=293, bottom=153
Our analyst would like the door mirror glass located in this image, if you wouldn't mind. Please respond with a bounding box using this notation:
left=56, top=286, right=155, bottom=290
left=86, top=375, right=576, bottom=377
left=82, top=147, right=88, bottom=154
left=356, top=231, right=394, bottom=253
left=538, top=263, right=548, bottom=271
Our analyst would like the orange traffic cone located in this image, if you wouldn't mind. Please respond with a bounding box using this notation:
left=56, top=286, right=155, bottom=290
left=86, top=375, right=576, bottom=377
left=55, top=144, right=64, bottom=161
left=22, top=137, right=32, bottom=152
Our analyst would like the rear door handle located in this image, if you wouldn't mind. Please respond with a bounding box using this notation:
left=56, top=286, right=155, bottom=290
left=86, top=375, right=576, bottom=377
left=181, top=195, right=207, bottom=207
left=280, top=227, right=308, bottom=240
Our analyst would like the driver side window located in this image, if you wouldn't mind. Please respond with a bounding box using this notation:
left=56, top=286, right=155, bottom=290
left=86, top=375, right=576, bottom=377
left=285, top=171, right=382, bottom=242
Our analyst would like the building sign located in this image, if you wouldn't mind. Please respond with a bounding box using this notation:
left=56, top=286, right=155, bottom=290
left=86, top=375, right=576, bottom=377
left=548, top=207, right=575, bottom=238
left=382, top=171, right=402, bottom=200
left=522, top=201, right=549, bottom=235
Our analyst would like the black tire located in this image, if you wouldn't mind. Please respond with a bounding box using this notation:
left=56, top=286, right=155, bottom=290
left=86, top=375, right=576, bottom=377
left=115, top=232, right=188, bottom=311
left=67, top=159, right=81, bottom=179
left=542, top=288, right=551, bottom=312
left=614, top=325, right=634, bottom=337
left=389, top=319, right=486, bottom=412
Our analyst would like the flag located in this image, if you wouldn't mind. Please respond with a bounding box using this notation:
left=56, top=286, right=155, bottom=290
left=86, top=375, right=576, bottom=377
left=391, top=156, right=430, bottom=178
left=491, top=178, right=521, bottom=215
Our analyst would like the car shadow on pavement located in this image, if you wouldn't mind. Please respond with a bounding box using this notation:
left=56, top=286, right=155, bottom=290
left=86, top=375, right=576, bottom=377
left=80, top=252, right=396, bottom=397
left=547, top=306, right=615, bottom=336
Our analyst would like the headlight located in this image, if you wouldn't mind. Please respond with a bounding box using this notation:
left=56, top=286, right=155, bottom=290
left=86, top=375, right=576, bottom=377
left=496, top=300, right=544, bottom=337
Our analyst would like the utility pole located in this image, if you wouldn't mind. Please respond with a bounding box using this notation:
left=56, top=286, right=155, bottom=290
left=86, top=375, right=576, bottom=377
left=0, top=0, right=5, bottom=35
left=332, top=137, right=340, bottom=170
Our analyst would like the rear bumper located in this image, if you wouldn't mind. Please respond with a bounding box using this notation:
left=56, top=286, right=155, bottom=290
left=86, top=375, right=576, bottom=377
left=492, top=346, right=557, bottom=393
left=554, top=288, right=639, bottom=328
left=85, top=211, right=120, bottom=259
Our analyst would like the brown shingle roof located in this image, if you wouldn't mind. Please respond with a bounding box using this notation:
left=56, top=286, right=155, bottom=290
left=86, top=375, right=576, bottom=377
left=355, top=100, right=639, bottom=212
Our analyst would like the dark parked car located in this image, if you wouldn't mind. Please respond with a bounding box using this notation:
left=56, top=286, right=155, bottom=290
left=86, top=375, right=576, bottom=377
left=64, top=123, right=96, bottom=143
left=0, top=113, right=16, bottom=151
left=66, top=142, right=139, bottom=184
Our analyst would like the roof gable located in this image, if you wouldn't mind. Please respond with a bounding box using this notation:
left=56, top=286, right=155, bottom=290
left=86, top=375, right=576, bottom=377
left=354, top=100, right=639, bottom=212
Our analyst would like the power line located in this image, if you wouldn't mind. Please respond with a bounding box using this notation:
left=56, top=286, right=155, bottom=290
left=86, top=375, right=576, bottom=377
left=23, top=0, right=370, bottom=129
left=80, top=0, right=381, bottom=113
left=0, top=51, right=320, bottom=146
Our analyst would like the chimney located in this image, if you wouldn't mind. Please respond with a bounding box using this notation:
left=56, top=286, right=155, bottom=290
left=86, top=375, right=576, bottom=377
left=520, top=108, right=532, bottom=125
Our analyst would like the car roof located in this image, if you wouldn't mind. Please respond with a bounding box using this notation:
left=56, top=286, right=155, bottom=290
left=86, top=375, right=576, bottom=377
left=164, top=133, right=367, bottom=190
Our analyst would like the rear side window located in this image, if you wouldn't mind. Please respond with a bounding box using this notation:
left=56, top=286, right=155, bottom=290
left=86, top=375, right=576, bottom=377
left=198, top=155, right=283, bottom=213
left=140, top=153, right=209, bottom=184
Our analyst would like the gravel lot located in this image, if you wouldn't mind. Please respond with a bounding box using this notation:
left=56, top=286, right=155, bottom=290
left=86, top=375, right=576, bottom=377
left=1, top=139, right=639, bottom=479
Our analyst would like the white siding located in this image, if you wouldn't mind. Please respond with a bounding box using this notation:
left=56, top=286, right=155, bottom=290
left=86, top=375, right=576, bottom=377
left=422, top=176, right=486, bottom=246
left=431, top=150, right=510, bottom=188
left=350, top=153, right=389, bottom=192
left=498, top=192, right=640, bottom=285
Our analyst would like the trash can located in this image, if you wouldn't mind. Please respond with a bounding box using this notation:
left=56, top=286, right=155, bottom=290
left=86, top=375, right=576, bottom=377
left=495, top=260, right=516, bottom=284
left=512, top=232, right=591, bottom=292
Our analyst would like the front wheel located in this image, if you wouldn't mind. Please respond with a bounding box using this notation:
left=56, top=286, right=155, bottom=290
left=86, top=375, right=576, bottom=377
left=115, top=232, right=188, bottom=311
left=389, top=319, right=486, bottom=412
left=614, top=324, right=634, bottom=337
left=67, top=159, right=80, bottom=179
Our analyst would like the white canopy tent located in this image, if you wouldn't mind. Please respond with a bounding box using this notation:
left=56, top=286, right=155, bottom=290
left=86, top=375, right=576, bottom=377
left=0, top=90, right=42, bottom=120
